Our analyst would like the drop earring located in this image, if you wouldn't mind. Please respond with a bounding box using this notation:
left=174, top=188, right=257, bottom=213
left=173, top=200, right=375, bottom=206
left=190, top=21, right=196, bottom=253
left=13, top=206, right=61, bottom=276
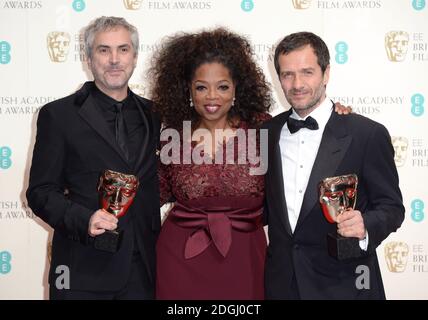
left=189, top=97, right=194, bottom=108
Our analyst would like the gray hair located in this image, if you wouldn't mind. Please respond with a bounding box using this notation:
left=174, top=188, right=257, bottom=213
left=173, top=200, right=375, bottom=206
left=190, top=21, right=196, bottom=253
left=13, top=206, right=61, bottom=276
left=84, top=16, right=139, bottom=58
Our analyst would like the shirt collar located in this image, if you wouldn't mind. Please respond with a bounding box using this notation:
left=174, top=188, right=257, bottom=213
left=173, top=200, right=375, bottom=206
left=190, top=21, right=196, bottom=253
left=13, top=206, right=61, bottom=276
left=91, top=84, right=132, bottom=111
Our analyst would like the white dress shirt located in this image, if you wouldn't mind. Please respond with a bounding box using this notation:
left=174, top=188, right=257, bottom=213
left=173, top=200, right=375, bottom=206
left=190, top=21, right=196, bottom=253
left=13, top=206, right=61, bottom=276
left=279, top=97, right=332, bottom=232
left=279, top=97, right=368, bottom=249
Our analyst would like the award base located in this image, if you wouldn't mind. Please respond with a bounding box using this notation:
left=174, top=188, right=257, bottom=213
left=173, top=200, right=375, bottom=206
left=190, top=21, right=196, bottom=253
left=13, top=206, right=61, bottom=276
left=327, top=232, right=361, bottom=260
left=94, top=229, right=123, bottom=253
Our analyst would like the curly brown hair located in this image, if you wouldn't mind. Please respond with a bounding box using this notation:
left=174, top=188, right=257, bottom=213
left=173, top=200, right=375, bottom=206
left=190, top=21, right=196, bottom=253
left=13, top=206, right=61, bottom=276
left=148, top=27, right=272, bottom=129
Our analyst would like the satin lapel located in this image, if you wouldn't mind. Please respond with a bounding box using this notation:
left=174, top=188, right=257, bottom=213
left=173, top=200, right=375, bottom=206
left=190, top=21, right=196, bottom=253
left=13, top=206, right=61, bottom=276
left=133, top=95, right=150, bottom=174
left=268, top=111, right=293, bottom=236
left=78, top=94, right=130, bottom=166
left=294, top=111, right=352, bottom=232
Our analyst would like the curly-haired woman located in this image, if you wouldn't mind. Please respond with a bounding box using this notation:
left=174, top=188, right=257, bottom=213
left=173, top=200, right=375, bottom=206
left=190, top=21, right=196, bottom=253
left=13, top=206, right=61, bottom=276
left=149, top=28, right=272, bottom=299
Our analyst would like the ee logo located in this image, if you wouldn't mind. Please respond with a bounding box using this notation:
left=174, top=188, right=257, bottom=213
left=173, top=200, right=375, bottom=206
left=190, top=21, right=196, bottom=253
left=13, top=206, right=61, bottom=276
left=0, top=146, right=12, bottom=169
left=72, top=0, right=86, bottom=12
left=411, top=94, right=424, bottom=117
left=0, top=251, right=12, bottom=274
left=241, top=0, right=254, bottom=12
left=0, top=41, right=11, bottom=64
left=411, top=199, right=425, bottom=222
left=412, top=0, right=425, bottom=10
left=335, top=41, right=348, bottom=64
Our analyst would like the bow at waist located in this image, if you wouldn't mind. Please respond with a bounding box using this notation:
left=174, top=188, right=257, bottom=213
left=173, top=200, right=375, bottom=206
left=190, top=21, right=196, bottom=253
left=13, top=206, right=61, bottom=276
left=169, top=196, right=264, bottom=259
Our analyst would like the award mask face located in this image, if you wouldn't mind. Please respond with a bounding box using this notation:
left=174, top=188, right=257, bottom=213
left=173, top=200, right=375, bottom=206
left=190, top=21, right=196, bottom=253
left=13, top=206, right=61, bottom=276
left=384, top=31, right=409, bottom=62
left=97, top=170, right=139, bottom=218
left=319, top=174, right=358, bottom=223
left=292, top=0, right=312, bottom=9
left=47, top=32, right=70, bottom=62
left=123, top=0, right=143, bottom=10
left=384, top=241, right=409, bottom=273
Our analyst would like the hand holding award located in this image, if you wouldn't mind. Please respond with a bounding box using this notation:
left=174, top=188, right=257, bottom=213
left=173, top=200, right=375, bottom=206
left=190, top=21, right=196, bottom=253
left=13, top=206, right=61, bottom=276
left=319, top=174, right=361, bottom=260
left=94, top=169, right=139, bottom=253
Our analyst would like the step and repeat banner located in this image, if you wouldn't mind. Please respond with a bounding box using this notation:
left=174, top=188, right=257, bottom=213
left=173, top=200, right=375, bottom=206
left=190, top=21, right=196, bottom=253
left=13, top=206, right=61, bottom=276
left=0, top=0, right=427, bottom=299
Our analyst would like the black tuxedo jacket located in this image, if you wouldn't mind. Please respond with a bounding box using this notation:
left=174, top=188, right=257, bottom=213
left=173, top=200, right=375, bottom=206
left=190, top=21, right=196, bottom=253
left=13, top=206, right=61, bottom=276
left=263, top=106, right=404, bottom=299
left=27, top=82, right=161, bottom=295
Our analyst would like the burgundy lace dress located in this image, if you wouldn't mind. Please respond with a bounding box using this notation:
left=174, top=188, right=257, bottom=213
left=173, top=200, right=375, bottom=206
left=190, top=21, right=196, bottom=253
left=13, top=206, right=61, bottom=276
left=156, top=114, right=270, bottom=300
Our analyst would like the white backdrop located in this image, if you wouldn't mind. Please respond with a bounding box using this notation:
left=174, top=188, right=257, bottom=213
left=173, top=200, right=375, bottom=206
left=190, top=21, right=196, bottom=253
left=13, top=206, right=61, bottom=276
left=0, top=0, right=427, bottom=299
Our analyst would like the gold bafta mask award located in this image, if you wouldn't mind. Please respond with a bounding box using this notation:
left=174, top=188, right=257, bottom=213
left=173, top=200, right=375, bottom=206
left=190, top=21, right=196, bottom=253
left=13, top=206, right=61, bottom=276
left=94, top=170, right=139, bottom=253
left=319, top=174, right=361, bottom=260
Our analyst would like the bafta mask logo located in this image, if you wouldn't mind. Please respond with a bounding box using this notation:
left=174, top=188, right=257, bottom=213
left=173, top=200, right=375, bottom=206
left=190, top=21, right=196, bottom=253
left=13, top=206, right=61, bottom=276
left=129, top=83, right=146, bottom=96
left=385, top=241, right=409, bottom=273
left=292, top=0, right=312, bottom=9
left=391, top=136, right=408, bottom=167
left=47, top=32, right=71, bottom=62
left=385, top=31, right=409, bottom=62
left=123, top=0, right=143, bottom=10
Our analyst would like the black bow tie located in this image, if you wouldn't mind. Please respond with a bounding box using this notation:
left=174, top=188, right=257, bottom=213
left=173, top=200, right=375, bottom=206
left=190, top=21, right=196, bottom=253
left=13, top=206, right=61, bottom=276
left=287, top=116, right=319, bottom=134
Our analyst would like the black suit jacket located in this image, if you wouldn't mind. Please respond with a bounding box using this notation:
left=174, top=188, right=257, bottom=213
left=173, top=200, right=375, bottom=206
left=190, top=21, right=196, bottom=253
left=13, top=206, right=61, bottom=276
left=27, top=82, right=161, bottom=295
left=263, top=106, right=404, bottom=299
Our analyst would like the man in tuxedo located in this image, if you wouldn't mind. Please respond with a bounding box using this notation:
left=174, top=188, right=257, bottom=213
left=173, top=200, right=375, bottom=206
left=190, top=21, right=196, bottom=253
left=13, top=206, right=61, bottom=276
left=27, top=16, right=161, bottom=299
left=263, top=32, right=404, bottom=299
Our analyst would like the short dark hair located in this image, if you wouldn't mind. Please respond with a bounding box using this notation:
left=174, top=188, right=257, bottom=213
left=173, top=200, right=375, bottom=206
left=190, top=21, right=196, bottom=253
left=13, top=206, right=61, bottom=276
left=274, top=31, right=330, bottom=75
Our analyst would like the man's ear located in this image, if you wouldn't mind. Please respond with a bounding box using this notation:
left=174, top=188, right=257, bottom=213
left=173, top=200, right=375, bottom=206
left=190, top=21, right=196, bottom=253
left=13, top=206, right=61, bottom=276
left=133, top=53, right=138, bottom=68
left=323, top=64, right=330, bottom=86
left=86, top=54, right=92, bottom=69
